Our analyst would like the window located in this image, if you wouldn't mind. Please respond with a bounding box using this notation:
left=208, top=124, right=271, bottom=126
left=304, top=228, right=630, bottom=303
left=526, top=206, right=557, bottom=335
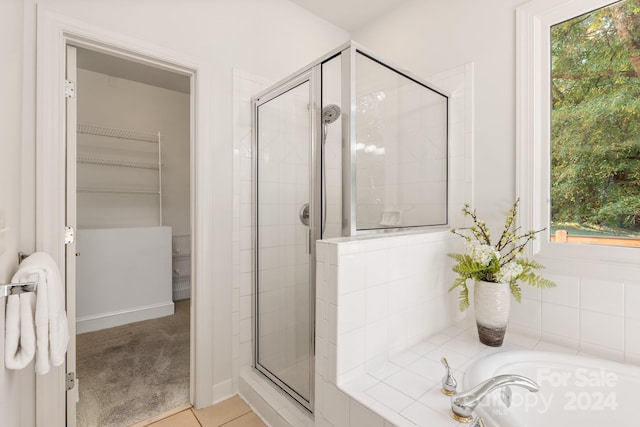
left=518, top=0, right=640, bottom=262
left=550, top=0, right=640, bottom=248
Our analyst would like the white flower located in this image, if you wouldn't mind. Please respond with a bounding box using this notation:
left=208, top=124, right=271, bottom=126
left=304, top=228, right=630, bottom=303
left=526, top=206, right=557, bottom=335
left=496, top=262, right=523, bottom=283
left=466, top=240, right=499, bottom=266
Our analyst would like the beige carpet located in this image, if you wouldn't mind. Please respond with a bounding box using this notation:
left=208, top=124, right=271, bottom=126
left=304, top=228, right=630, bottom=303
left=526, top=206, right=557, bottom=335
left=76, top=300, right=190, bottom=427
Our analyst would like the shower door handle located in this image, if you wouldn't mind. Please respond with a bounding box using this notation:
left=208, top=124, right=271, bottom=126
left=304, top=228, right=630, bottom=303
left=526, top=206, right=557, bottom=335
left=299, top=203, right=310, bottom=226
left=308, top=229, right=312, bottom=254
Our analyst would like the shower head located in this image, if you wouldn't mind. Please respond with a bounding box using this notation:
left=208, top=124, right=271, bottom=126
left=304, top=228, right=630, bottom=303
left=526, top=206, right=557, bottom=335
left=322, top=104, right=341, bottom=124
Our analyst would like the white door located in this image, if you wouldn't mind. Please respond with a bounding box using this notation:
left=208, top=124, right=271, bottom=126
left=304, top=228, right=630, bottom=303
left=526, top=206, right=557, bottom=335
left=65, top=44, right=78, bottom=427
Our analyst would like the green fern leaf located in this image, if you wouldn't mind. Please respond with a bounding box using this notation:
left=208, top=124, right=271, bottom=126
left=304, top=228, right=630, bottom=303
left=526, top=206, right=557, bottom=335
left=458, top=284, right=470, bottom=311
left=510, top=282, right=522, bottom=303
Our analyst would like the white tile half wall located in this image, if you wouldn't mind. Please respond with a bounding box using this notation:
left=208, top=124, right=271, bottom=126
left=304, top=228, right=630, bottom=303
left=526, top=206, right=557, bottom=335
left=315, top=231, right=462, bottom=426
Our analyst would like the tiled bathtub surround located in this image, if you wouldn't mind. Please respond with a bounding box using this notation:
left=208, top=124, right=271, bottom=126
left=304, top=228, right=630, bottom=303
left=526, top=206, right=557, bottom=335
left=314, top=231, right=463, bottom=426
left=317, top=318, right=585, bottom=427
left=509, top=273, right=640, bottom=364
left=314, top=230, right=640, bottom=426
left=316, top=232, right=460, bottom=384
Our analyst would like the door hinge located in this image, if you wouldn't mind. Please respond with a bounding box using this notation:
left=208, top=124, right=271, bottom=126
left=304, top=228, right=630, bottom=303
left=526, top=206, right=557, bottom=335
left=64, top=80, right=75, bottom=98
left=66, top=372, right=75, bottom=391
left=65, top=226, right=75, bottom=245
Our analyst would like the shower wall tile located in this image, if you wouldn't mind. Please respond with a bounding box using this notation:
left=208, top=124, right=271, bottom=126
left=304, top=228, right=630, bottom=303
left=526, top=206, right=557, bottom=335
left=320, top=231, right=457, bottom=387
left=366, top=319, right=388, bottom=362
left=364, top=250, right=389, bottom=287
left=322, top=381, right=351, bottom=427
left=328, top=303, right=338, bottom=346
left=350, top=400, right=385, bottom=427
left=337, top=255, right=367, bottom=295
left=338, top=290, right=366, bottom=334
left=366, top=283, right=388, bottom=323
left=337, top=327, right=367, bottom=378
left=580, top=278, right=624, bottom=315
left=238, top=272, right=253, bottom=297
left=232, top=70, right=271, bottom=395
left=240, top=318, right=252, bottom=343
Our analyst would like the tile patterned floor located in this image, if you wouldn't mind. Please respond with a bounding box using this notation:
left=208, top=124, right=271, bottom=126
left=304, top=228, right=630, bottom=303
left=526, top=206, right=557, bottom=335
left=136, top=396, right=266, bottom=427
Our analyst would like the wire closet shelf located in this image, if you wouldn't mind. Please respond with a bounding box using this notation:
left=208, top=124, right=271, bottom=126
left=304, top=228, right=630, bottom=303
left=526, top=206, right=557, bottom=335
left=76, top=122, right=163, bottom=225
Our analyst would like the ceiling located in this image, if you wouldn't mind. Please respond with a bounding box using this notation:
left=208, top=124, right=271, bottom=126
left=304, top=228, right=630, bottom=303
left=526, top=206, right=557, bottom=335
left=289, top=0, right=411, bottom=32
left=75, top=1, right=410, bottom=90
left=76, top=47, right=191, bottom=94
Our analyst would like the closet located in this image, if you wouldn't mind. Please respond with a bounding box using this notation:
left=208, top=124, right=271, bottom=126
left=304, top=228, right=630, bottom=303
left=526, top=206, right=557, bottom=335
left=74, top=47, right=191, bottom=332
left=75, top=123, right=173, bottom=333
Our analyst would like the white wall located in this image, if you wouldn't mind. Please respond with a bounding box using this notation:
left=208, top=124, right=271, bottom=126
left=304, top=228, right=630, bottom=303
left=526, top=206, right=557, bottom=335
left=1, top=0, right=349, bottom=424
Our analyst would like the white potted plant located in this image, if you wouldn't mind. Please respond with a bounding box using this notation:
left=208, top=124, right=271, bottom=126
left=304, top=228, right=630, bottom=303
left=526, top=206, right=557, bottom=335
left=449, top=199, right=556, bottom=346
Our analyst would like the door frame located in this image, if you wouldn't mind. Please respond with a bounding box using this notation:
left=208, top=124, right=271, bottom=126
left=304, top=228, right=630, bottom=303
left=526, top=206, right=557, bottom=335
left=36, top=8, right=214, bottom=426
left=252, top=68, right=320, bottom=412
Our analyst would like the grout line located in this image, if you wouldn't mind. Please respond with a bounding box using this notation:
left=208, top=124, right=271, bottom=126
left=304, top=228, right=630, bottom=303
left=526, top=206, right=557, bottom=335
left=218, top=404, right=253, bottom=427
left=188, top=408, right=204, bottom=426
left=218, top=411, right=255, bottom=427
left=129, top=403, right=193, bottom=426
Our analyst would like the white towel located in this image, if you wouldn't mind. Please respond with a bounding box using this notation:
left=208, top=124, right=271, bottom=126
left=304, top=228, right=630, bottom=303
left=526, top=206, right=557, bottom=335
left=4, top=274, right=36, bottom=370
left=10, top=252, right=69, bottom=375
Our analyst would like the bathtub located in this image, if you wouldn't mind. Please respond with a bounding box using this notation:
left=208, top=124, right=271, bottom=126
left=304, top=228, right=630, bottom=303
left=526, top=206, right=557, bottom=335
left=463, top=350, right=640, bottom=426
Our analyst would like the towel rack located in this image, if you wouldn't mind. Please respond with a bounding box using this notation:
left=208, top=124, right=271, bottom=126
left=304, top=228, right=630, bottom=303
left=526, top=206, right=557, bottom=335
left=0, top=282, right=37, bottom=298
left=0, top=252, right=37, bottom=297
left=18, top=252, right=30, bottom=264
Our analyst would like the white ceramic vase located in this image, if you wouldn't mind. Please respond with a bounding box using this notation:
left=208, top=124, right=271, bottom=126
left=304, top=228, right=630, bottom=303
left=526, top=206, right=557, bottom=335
left=474, top=280, right=511, bottom=347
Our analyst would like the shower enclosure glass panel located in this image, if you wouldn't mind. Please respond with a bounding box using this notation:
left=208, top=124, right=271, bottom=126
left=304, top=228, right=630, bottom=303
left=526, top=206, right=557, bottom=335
left=354, top=51, right=448, bottom=231
left=255, top=78, right=314, bottom=408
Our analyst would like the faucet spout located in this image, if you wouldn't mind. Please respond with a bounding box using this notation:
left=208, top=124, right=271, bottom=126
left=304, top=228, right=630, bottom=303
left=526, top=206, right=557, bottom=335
left=450, top=374, right=539, bottom=422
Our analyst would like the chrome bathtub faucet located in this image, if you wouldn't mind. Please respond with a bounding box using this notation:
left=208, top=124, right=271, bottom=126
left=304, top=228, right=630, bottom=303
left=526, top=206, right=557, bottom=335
left=440, top=357, right=458, bottom=395
left=449, top=374, right=540, bottom=423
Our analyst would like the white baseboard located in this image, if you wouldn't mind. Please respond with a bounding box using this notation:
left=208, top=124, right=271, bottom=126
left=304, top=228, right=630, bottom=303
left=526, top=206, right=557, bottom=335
left=212, top=379, right=233, bottom=404
left=76, top=301, right=175, bottom=333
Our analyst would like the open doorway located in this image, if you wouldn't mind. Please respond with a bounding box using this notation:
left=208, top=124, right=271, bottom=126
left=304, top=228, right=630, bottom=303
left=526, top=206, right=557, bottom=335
left=69, top=45, right=192, bottom=426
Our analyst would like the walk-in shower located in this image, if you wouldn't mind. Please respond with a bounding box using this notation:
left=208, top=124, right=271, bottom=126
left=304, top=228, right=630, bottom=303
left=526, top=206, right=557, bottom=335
left=252, top=42, right=448, bottom=411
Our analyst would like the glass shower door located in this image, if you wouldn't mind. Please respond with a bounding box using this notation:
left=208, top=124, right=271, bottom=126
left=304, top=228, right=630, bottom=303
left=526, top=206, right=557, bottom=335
left=254, top=74, right=315, bottom=409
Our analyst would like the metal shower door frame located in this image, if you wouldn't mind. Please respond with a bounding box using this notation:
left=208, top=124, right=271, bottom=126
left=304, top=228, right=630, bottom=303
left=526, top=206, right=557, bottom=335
left=341, top=44, right=451, bottom=236
left=252, top=66, right=321, bottom=412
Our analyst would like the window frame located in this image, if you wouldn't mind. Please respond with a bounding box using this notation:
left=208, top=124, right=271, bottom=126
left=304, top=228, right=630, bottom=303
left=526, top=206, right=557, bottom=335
left=516, top=0, right=640, bottom=265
